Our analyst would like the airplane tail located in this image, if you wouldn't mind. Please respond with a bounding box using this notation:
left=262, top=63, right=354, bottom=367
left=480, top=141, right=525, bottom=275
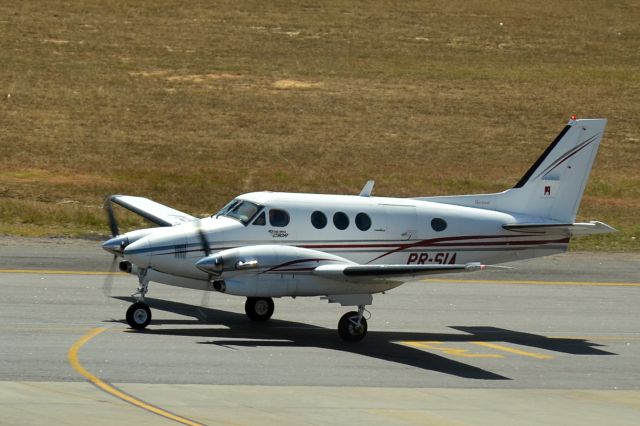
left=420, top=117, right=608, bottom=223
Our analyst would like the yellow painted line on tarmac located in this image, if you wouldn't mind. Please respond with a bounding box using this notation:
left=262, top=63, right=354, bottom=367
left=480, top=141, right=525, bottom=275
left=423, top=278, right=640, bottom=287
left=471, top=341, right=554, bottom=359
left=401, top=340, right=554, bottom=360
left=401, top=341, right=504, bottom=358
left=68, top=327, right=203, bottom=426
left=0, top=269, right=125, bottom=276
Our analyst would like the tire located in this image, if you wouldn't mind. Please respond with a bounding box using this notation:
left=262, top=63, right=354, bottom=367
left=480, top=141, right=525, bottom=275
left=338, top=311, right=368, bottom=342
left=126, top=302, right=152, bottom=330
left=245, top=297, right=274, bottom=321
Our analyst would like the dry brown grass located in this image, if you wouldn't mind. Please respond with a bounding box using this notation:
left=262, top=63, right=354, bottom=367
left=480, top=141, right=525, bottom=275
left=1, top=0, right=639, bottom=250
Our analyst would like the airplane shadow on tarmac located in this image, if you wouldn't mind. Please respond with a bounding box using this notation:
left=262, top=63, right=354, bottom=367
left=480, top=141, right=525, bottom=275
left=111, top=297, right=616, bottom=381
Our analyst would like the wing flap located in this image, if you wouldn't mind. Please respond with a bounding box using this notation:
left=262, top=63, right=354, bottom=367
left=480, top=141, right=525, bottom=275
left=313, top=262, right=485, bottom=280
left=108, top=195, right=198, bottom=227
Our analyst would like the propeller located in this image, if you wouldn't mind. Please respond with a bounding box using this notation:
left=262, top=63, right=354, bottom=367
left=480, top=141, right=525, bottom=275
left=198, top=282, right=213, bottom=320
left=197, top=219, right=212, bottom=256
left=105, top=195, right=120, bottom=238
left=102, top=196, right=122, bottom=297
left=102, top=254, right=119, bottom=297
left=195, top=218, right=215, bottom=317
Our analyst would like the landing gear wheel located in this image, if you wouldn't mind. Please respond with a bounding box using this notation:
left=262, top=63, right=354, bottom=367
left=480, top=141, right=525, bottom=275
left=126, top=302, right=152, bottom=330
left=245, top=297, right=274, bottom=321
left=338, top=311, right=368, bottom=342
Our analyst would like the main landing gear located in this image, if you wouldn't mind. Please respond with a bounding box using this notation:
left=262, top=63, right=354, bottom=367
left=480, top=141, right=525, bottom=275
left=245, top=297, right=274, bottom=321
left=242, top=297, right=369, bottom=341
left=126, top=268, right=152, bottom=330
left=122, top=272, right=370, bottom=342
left=338, top=305, right=368, bottom=342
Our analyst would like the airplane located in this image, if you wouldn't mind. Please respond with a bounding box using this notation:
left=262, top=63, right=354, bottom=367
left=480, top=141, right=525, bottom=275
left=102, top=116, right=615, bottom=341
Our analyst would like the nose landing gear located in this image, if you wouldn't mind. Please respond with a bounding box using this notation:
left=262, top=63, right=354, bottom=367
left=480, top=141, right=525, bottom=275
left=126, top=268, right=152, bottom=330
left=126, top=302, right=152, bottom=329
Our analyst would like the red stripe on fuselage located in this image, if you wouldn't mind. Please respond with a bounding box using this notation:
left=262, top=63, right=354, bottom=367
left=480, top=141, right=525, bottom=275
left=300, top=234, right=565, bottom=263
left=363, top=234, right=558, bottom=263
left=263, top=258, right=339, bottom=273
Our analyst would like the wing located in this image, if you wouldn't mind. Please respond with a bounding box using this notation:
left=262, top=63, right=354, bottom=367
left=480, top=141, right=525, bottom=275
left=503, top=220, right=616, bottom=237
left=108, top=195, right=198, bottom=227
left=313, top=262, right=486, bottom=281
left=194, top=244, right=490, bottom=282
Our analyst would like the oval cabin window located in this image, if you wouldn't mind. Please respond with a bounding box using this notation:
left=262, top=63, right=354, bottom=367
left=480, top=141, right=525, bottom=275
left=355, top=213, right=371, bottom=231
left=333, top=212, right=349, bottom=230
left=311, top=211, right=327, bottom=229
left=431, top=218, right=447, bottom=232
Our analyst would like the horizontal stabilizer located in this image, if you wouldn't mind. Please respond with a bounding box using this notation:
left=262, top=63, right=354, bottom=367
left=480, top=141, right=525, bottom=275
left=313, top=262, right=485, bottom=280
left=503, top=221, right=616, bottom=237
left=108, top=195, right=198, bottom=227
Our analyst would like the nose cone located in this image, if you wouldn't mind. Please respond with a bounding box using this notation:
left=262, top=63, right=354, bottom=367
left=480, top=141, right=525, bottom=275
left=102, top=235, right=129, bottom=256
left=123, top=237, right=152, bottom=268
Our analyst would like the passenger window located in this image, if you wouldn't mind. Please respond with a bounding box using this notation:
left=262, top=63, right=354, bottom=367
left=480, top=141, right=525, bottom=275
left=355, top=213, right=371, bottom=231
left=431, top=218, right=447, bottom=232
left=252, top=211, right=266, bottom=226
left=333, top=212, right=349, bottom=230
left=311, top=211, right=327, bottom=229
left=269, top=209, right=290, bottom=227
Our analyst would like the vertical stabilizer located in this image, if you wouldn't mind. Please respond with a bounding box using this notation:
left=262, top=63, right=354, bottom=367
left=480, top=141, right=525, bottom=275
left=418, top=118, right=607, bottom=223
left=503, top=118, right=606, bottom=222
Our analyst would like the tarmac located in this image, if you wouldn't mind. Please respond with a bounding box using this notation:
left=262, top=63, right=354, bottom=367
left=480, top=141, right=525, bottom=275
left=0, top=237, right=639, bottom=425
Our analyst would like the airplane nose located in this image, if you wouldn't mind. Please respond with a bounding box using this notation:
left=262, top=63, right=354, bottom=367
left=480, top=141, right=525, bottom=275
left=123, top=237, right=152, bottom=268
left=102, top=235, right=129, bottom=256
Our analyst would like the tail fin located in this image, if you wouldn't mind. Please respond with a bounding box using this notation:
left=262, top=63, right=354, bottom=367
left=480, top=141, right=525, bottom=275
left=419, top=118, right=607, bottom=223
left=503, top=118, right=606, bottom=222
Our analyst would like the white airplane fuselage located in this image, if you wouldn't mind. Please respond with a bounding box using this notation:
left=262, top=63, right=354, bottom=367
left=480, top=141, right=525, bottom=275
left=123, top=191, right=566, bottom=297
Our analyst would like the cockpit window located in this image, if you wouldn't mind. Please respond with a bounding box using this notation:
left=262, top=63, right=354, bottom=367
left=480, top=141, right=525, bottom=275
left=215, top=199, right=261, bottom=225
left=215, top=199, right=241, bottom=217
left=252, top=211, right=266, bottom=226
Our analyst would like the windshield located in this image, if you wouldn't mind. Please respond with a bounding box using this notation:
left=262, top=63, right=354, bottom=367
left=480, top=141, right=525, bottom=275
left=215, top=199, right=241, bottom=217
left=214, top=199, right=261, bottom=225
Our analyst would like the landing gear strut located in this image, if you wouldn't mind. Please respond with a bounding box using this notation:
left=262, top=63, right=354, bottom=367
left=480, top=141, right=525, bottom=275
left=245, top=297, right=274, bottom=321
left=338, top=305, right=368, bottom=342
left=126, top=268, right=152, bottom=330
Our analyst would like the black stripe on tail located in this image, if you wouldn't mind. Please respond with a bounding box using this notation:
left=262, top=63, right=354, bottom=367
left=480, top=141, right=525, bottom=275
left=513, top=124, right=572, bottom=189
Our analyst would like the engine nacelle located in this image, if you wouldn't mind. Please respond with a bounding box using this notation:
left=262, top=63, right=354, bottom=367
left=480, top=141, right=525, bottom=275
left=195, top=244, right=352, bottom=278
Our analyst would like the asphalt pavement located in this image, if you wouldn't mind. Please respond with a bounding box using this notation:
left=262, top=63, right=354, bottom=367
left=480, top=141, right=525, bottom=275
left=0, top=237, right=639, bottom=425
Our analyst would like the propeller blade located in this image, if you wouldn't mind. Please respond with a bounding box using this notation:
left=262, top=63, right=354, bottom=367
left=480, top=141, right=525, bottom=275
left=194, top=219, right=214, bottom=320
left=197, top=220, right=211, bottom=256
left=102, top=254, right=118, bottom=297
left=197, top=283, right=212, bottom=321
left=104, top=196, right=120, bottom=237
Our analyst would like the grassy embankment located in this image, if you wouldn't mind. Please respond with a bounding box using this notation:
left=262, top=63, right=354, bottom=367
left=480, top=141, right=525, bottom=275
left=1, top=1, right=638, bottom=250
